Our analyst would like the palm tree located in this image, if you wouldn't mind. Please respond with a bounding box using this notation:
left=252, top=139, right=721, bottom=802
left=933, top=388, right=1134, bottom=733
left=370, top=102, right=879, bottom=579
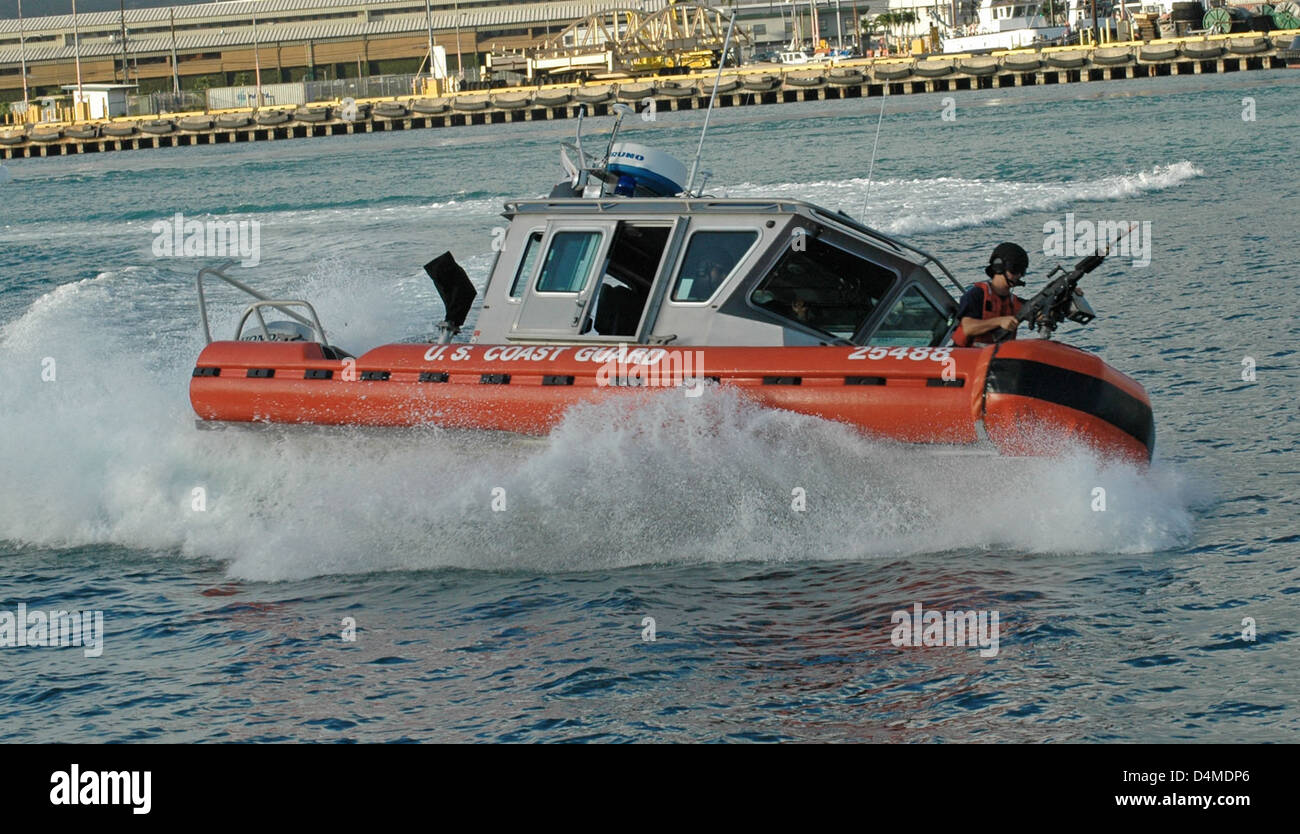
left=870, top=10, right=919, bottom=52
left=872, top=11, right=897, bottom=47
left=899, top=9, right=919, bottom=51
left=895, top=9, right=919, bottom=42
left=858, top=5, right=874, bottom=38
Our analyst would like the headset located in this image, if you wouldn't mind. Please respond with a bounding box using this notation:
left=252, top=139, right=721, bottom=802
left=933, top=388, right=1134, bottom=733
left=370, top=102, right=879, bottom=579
left=987, top=255, right=1027, bottom=287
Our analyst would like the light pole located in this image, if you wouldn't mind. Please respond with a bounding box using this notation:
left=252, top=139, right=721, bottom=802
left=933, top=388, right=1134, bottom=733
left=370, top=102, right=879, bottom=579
left=253, top=11, right=263, bottom=108
left=118, top=0, right=129, bottom=84
left=423, top=0, right=436, bottom=86
left=17, top=0, right=29, bottom=110
left=169, top=7, right=180, bottom=96
left=72, top=0, right=84, bottom=115
left=455, top=1, right=464, bottom=81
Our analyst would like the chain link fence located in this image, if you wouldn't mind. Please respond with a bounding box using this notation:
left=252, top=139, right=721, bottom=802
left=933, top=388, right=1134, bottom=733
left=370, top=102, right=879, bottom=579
left=205, top=83, right=306, bottom=111
left=126, top=91, right=207, bottom=117
left=104, top=71, right=468, bottom=119
left=303, top=74, right=422, bottom=102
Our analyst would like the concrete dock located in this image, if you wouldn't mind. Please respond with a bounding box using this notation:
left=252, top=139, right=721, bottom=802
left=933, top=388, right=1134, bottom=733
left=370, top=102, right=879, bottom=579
left=2, top=32, right=1295, bottom=160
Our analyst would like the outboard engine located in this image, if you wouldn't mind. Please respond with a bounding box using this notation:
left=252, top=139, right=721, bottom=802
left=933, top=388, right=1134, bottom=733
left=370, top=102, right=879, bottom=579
left=240, top=320, right=313, bottom=342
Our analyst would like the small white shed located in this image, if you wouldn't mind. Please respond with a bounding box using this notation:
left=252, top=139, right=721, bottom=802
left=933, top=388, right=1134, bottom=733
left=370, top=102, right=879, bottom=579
left=61, top=84, right=137, bottom=119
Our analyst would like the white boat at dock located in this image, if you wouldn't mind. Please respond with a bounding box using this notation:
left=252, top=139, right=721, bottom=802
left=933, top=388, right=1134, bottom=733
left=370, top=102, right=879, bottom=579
left=941, top=1, right=1070, bottom=54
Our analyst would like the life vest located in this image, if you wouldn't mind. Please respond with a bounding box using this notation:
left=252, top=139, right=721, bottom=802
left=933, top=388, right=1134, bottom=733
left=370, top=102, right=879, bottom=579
left=951, top=281, right=1023, bottom=347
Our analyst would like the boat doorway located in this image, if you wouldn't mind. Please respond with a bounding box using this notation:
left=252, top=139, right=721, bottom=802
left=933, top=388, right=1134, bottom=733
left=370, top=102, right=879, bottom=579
left=580, top=222, right=673, bottom=339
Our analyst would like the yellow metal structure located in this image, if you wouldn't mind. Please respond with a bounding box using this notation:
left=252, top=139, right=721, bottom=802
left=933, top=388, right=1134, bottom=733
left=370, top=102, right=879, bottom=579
left=498, top=3, right=748, bottom=79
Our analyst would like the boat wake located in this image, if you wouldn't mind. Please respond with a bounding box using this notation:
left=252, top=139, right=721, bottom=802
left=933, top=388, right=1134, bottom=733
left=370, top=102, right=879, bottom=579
left=0, top=259, right=1200, bottom=582
left=0, top=240, right=1201, bottom=576
left=726, top=161, right=1202, bottom=235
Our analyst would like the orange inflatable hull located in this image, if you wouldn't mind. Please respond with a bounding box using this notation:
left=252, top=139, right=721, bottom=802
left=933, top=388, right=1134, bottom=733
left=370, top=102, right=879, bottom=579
left=190, top=339, right=1154, bottom=462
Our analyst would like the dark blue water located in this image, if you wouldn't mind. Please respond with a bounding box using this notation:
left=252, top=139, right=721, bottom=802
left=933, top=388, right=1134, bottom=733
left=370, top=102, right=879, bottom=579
left=1, top=71, right=1297, bottom=741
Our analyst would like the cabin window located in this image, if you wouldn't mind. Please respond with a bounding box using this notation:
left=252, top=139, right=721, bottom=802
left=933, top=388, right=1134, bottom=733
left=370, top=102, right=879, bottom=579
left=509, top=231, right=544, bottom=298
left=749, top=233, right=896, bottom=340
left=536, top=231, right=603, bottom=294
left=671, top=230, right=759, bottom=303
left=871, top=285, right=953, bottom=347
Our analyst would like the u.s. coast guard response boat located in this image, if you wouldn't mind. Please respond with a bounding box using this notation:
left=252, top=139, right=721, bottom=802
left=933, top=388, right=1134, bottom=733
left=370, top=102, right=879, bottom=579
left=189, top=105, right=1154, bottom=462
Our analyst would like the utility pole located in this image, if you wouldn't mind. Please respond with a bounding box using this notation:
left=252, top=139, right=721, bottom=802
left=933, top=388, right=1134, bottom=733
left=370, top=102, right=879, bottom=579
left=253, top=11, right=263, bottom=108
left=118, top=0, right=129, bottom=84
left=169, top=7, right=180, bottom=95
left=455, top=1, right=465, bottom=82
left=72, top=0, right=84, bottom=109
left=423, top=0, right=436, bottom=84
left=17, top=0, right=29, bottom=110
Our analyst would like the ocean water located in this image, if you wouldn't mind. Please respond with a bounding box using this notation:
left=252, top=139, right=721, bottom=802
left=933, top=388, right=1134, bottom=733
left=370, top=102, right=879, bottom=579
left=1, top=71, right=1297, bottom=742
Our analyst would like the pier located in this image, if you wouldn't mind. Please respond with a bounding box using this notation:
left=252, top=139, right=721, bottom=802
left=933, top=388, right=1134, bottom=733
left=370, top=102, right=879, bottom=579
left=2, top=32, right=1295, bottom=161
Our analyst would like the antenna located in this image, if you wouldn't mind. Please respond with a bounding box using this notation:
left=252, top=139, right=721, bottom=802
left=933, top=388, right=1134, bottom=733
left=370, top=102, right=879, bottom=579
left=858, top=92, right=887, bottom=224
left=603, top=102, right=635, bottom=167
left=574, top=104, right=586, bottom=165
left=685, top=12, right=737, bottom=196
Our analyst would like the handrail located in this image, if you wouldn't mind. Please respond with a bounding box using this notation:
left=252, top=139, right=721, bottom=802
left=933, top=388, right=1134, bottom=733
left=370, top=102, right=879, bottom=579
left=812, top=206, right=965, bottom=295
left=196, top=261, right=321, bottom=344
left=234, top=300, right=328, bottom=344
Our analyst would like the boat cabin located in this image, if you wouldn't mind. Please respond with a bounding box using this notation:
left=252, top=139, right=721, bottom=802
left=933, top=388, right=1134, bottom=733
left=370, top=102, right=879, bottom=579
left=471, top=197, right=963, bottom=348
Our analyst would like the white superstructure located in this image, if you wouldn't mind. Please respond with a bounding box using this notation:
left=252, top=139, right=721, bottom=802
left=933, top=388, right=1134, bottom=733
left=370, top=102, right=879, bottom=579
left=942, top=1, right=1069, bottom=53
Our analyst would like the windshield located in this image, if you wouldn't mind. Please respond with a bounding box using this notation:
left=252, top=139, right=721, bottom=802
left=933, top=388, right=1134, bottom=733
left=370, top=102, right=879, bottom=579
left=749, top=232, right=897, bottom=340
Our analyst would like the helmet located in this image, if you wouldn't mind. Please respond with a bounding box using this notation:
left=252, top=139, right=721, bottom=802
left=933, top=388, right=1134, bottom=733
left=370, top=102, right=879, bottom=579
left=986, top=242, right=1029, bottom=281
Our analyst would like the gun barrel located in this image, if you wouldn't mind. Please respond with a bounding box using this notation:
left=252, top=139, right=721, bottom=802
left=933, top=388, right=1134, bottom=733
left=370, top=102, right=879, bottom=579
left=1076, top=254, right=1106, bottom=275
